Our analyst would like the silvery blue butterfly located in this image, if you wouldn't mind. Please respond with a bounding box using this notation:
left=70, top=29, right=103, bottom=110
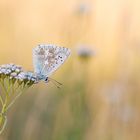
left=33, top=44, right=71, bottom=87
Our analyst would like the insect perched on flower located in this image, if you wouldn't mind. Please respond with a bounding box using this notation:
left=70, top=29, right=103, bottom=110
left=33, top=44, right=71, bottom=88
left=0, top=44, right=71, bottom=134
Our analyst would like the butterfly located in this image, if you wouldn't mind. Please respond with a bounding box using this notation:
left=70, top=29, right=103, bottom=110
left=33, top=44, right=71, bottom=88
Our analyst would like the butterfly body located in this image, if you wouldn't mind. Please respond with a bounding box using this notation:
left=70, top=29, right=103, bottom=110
left=35, top=73, right=47, bottom=81
left=33, top=44, right=71, bottom=84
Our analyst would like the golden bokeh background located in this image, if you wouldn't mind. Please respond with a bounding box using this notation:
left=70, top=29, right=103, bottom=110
left=0, top=0, right=140, bottom=140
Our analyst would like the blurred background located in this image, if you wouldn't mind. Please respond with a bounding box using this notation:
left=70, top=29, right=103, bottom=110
left=0, top=0, right=140, bottom=140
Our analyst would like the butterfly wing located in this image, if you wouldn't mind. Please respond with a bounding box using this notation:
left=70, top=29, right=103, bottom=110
left=33, top=44, right=71, bottom=77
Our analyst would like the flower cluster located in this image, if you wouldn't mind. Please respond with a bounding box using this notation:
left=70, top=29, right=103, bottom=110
left=0, top=63, right=37, bottom=134
left=0, top=64, right=37, bottom=86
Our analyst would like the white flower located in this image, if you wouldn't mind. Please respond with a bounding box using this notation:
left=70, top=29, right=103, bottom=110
left=10, top=72, right=18, bottom=79
left=0, top=64, right=37, bottom=85
left=77, top=45, right=95, bottom=59
left=75, top=3, right=91, bottom=15
left=1, top=68, right=7, bottom=74
left=5, top=69, right=12, bottom=75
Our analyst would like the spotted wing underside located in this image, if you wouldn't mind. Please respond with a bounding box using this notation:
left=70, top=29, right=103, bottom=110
left=33, top=44, right=71, bottom=77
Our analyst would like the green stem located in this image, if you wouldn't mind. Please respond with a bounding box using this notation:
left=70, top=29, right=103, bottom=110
left=0, top=103, right=7, bottom=134
left=0, top=80, right=32, bottom=134
left=0, top=80, right=7, bottom=96
left=0, top=114, right=7, bottom=134
left=6, top=84, right=30, bottom=112
left=0, top=96, right=4, bottom=106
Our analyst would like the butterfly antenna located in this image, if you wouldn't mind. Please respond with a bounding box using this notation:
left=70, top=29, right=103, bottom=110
left=48, top=78, right=62, bottom=89
left=48, top=77, right=62, bottom=86
left=49, top=80, right=61, bottom=89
